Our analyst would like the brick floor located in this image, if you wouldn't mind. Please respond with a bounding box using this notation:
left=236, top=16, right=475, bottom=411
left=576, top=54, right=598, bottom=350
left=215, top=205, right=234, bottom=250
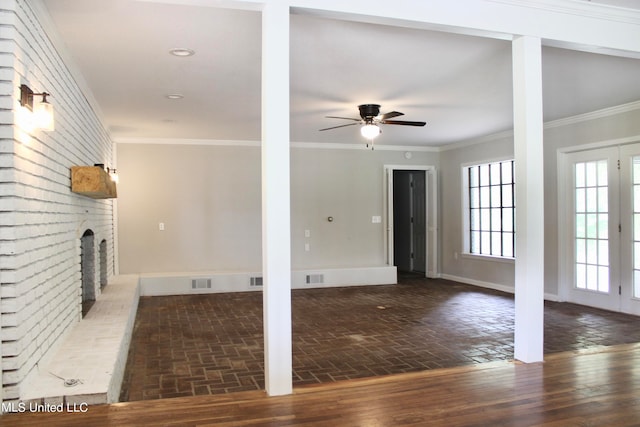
left=119, top=275, right=640, bottom=401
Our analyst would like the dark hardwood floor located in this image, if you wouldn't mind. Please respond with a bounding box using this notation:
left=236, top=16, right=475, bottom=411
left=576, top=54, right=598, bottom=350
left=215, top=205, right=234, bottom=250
left=3, top=343, right=639, bottom=426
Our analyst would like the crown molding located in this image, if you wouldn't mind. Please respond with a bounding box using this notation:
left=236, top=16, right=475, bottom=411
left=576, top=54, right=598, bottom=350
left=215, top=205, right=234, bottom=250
left=290, top=141, right=439, bottom=152
left=439, top=99, right=640, bottom=152
left=114, top=137, right=261, bottom=147
left=116, top=100, right=640, bottom=150
left=116, top=138, right=441, bottom=152
left=544, top=99, right=640, bottom=129
left=437, top=129, right=515, bottom=152
left=487, top=0, right=640, bottom=25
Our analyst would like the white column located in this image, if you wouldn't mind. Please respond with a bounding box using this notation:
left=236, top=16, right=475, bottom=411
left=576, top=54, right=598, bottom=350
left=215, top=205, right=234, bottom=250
left=261, top=0, right=293, bottom=395
left=512, top=35, right=544, bottom=363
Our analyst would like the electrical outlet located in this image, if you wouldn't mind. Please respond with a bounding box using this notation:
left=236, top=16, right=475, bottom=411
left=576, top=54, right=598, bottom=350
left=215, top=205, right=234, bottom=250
left=159, top=222, right=165, bottom=231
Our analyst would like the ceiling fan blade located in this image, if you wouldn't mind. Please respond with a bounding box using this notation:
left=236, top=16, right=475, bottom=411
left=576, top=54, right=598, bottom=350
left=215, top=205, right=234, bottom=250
left=380, top=111, right=404, bottom=120
left=381, top=120, right=426, bottom=127
left=319, top=122, right=359, bottom=131
left=325, top=116, right=361, bottom=122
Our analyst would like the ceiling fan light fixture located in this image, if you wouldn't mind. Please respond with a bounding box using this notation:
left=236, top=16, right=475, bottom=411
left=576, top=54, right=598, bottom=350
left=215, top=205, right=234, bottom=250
left=361, top=123, right=380, bottom=139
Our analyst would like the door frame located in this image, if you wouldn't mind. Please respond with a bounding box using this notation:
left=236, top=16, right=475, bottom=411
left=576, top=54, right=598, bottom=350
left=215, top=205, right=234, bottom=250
left=384, top=164, right=438, bottom=278
left=557, top=136, right=640, bottom=313
left=619, top=143, right=640, bottom=315
left=557, top=146, right=620, bottom=311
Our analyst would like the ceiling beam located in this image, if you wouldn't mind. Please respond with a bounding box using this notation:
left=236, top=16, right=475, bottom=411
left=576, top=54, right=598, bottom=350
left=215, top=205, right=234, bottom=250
left=135, top=0, right=640, bottom=58
left=287, top=0, right=640, bottom=58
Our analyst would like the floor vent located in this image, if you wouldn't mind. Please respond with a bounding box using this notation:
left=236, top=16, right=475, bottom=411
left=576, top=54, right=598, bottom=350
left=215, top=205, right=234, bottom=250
left=191, top=278, right=212, bottom=289
left=250, top=277, right=263, bottom=287
left=306, top=274, right=324, bottom=284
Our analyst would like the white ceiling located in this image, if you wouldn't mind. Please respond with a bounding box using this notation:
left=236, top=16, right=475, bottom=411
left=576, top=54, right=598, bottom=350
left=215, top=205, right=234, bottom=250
left=40, top=0, right=640, bottom=147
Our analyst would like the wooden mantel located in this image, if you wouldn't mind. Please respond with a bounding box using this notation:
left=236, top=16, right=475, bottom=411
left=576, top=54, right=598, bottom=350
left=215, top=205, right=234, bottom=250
left=71, top=166, right=117, bottom=199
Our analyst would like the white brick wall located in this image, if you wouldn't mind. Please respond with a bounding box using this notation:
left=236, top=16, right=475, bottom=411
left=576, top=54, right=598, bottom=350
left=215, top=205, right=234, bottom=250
left=0, top=1, right=115, bottom=402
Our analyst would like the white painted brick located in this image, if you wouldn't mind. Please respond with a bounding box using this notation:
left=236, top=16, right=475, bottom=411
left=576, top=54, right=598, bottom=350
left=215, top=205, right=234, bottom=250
left=2, top=338, right=22, bottom=357
left=0, top=125, right=15, bottom=138
left=0, top=240, right=16, bottom=256
left=0, top=68, right=15, bottom=82
left=0, top=78, right=15, bottom=94
left=2, top=0, right=115, bottom=402
left=3, top=363, right=27, bottom=384
left=0, top=0, right=18, bottom=10
left=0, top=27, right=16, bottom=44
left=2, top=385, right=20, bottom=401
left=1, top=312, right=17, bottom=327
left=0, top=53, right=16, bottom=70
left=0, top=39, right=15, bottom=56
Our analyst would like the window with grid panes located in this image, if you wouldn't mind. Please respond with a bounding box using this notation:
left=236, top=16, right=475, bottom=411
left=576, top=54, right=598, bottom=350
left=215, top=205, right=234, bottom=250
left=466, top=160, right=515, bottom=258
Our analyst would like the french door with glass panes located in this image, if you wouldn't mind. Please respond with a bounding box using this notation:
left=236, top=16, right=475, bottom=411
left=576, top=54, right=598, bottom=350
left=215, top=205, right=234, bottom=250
left=619, top=144, right=640, bottom=315
left=563, top=144, right=640, bottom=315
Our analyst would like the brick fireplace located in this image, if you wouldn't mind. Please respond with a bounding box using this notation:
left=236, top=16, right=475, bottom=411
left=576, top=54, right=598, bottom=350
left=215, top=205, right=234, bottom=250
left=81, top=230, right=96, bottom=317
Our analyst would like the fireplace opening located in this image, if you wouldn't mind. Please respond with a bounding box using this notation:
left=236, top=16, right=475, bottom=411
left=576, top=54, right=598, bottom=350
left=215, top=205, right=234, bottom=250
left=81, top=229, right=96, bottom=317
left=99, top=239, right=108, bottom=290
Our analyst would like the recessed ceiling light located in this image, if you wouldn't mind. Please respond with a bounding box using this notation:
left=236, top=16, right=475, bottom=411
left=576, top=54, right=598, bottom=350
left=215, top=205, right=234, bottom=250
left=169, top=48, right=195, bottom=57
left=165, top=94, right=184, bottom=100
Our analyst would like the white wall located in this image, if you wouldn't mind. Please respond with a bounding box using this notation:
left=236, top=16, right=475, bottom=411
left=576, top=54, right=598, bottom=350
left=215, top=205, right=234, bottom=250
left=543, top=105, right=640, bottom=296
left=0, top=2, right=115, bottom=402
left=117, top=143, right=262, bottom=273
left=118, top=102, right=640, bottom=296
left=439, top=134, right=516, bottom=290
left=291, top=147, right=439, bottom=269
left=116, top=142, right=439, bottom=275
left=439, top=103, right=640, bottom=297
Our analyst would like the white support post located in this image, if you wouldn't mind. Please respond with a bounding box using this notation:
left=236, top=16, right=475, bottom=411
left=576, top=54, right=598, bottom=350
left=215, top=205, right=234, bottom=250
left=261, top=0, right=293, bottom=396
left=512, top=35, right=544, bottom=363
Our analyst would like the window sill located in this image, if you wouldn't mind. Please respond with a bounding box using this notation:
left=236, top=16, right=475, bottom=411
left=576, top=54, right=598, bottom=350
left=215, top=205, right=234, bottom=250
left=461, top=253, right=515, bottom=264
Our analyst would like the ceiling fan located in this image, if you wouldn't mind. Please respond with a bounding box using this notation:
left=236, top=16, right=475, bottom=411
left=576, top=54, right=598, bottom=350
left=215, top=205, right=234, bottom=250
left=319, top=104, right=426, bottom=147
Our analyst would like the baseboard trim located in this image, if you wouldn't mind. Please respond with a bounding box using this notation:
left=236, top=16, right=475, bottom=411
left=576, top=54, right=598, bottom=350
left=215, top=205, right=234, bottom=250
left=140, top=266, right=398, bottom=296
left=440, top=273, right=560, bottom=302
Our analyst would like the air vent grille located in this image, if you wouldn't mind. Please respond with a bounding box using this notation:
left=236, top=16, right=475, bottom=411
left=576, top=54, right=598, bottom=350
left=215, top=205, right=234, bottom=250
left=306, top=274, right=324, bottom=284
left=191, top=278, right=212, bottom=289
left=250, top=277, right=263, bottom=287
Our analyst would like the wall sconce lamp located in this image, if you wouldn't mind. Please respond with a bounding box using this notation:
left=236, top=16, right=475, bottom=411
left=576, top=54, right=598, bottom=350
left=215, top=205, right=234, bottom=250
left=94, top=164, right=119, bottom=183
left=20, top=84, right=55, bottom=131
left=108, top=167, right=119, bottom=184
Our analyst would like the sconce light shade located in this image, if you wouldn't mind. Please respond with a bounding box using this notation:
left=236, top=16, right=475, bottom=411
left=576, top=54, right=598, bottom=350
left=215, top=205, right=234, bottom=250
left=34, top=94, right=54, bottom=131
left=108, top=168, right=119, bottom=183
left=20, top=84, right=55, bottom=131
left=360, top=123, right=381, bottom=139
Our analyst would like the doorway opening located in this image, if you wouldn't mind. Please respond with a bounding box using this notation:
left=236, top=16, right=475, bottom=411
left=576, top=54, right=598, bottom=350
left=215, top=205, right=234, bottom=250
left=99, top=239, right=108, bottom=290
left=81, top=229, right=96, bottom=317
left=385, top=165, right=438, bottom=278
left=393, top=170, right=426, bottom=274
